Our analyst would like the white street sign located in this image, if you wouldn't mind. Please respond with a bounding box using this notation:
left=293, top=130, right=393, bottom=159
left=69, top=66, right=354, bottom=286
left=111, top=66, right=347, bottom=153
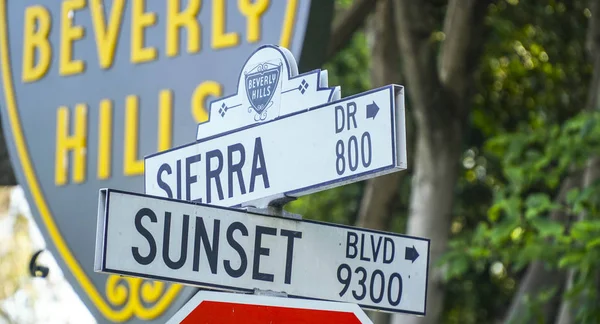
left=145, top=85, right=405, bottom=207
left=95, top=189, right=430, bottom=316
left=144, top=45, right=406, bottom=208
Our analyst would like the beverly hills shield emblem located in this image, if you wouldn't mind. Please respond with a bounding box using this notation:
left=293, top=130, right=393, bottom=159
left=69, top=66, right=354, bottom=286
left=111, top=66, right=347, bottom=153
left=245, top=62, right=281, bottom=121
left=0, top=1, right=333, bottom=323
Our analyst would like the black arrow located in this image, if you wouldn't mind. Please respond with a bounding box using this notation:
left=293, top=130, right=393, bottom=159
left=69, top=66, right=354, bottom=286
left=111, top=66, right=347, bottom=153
left=366, top=101, right=380, bottom=120
left=405, top=245, right=419, bottom=263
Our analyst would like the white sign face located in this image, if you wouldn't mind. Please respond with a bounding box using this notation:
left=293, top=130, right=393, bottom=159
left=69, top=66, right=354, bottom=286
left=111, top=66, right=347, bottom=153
left=166, top=290, right=374, bottom=324
left=144, top=85, right=406, bottom=207
left=143, top=45, right=407, bottom=208
left=95, top=189, right=430, bottom=315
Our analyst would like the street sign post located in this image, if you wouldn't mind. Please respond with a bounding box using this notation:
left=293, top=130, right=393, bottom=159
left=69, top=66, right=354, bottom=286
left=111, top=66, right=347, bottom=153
left=166, top=290, right=374, bottom=324
left=144, top=45, right=407, bottom=208
left=93, top=44, right=427, bottom=321
left=95, top=189, right=430, bottom=315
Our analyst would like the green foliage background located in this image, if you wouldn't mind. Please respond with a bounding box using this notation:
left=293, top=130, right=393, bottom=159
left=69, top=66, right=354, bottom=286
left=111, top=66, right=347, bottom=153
left=287, top=0, right=600, bottom=322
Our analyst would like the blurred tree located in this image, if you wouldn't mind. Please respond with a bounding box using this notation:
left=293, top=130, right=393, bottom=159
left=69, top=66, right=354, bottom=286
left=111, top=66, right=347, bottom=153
left=388, top=2, right=494, bottom=323
left=441, top=1, right=600, bottom=323
left=555, top=2, right=600, bottom=323
left=293, top=1, right=495, bottom=323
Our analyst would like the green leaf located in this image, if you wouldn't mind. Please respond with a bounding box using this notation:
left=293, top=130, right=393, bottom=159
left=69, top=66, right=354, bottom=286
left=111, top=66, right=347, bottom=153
left=572, top=220, right=600, bottom=234
left=525, top=193, right=554, bottom=220
left=525, top=208, right=539, bottom=220
left=515, top=244, right=545, bottom=267
left=586, top=237, right=600, bottom=250
left=525, top=193, right=552, bottom=209
left=505, top=167, right=525, bottom=187
left=533, top=155, right=552, bottom=171
left=485, top=135, right=510, bottom=156
left=531, top=218, right=563, bottom=238
left=467, top=247, right=491, bottom=258
left=488, top=203, right=503, bottom=222
left=538, top=286, right=558, bottom=303
left=565, top=280, right=586, bottom=299
left=566, top=188, right=580, bottom=205
left=579, top=186, right=596, bottom=203
left=580, top=118, right=596, bottom=137
left=490, top=217, right=521, bottom=247
left=444, top=256, right=470, bottom=281
left=559, top=252, right=585, bottom=269
left=505, top=197, right=522, bottom=219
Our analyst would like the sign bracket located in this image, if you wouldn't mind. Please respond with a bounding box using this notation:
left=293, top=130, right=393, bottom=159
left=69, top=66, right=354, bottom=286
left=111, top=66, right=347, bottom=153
left=242, top=205, right=302, bottom=220
left=252, top=288, right=288, bottom=298
left=240, top=194, right=302, bottom=220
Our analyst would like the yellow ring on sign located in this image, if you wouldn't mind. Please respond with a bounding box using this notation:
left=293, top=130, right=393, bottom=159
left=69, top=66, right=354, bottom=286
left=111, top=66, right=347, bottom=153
left=0, top=0, right=299, bottom=321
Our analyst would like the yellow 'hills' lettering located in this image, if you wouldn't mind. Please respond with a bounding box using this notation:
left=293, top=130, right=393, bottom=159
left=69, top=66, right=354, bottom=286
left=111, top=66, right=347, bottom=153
left=97, top=99, right=113, bottom=180
left=55, top=104, right=88, bottom=185
left=192, top=81, right=222, bottom=123
left=124, top=95, right=144, bottom=176
left=22, top=6, right=52, bottom=82
left=123, top=89, right=176, bottom=176
left=90, top=0, right=125, bottom=69
left=166, top=0, right=201, bottom=57
left=60, top=0, right=86, bottom=76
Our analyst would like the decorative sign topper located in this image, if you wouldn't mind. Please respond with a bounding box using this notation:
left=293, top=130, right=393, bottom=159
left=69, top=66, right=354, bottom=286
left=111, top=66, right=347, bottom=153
left=196, top=45, right=341, bottom=140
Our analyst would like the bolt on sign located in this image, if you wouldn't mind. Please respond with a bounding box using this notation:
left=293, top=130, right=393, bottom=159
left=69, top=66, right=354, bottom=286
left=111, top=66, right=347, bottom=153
left=0, top=0, right=333, bottom=323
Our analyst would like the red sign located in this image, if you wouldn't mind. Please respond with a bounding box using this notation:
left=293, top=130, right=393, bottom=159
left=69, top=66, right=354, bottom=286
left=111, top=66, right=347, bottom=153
left=167, top=291, right=373, bottom=324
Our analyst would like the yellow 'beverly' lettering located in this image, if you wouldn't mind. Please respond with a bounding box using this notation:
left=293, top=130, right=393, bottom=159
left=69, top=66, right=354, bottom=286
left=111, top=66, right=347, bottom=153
left=90, top=0, right=125, bottom=69
left=60, top=0, right=86, bottom=76
left=131, top=0, right=157, bottom=64
left=212, top=0, right=239, bottom=49
left=22, top=6, right=52, bottom=82
left=239, top=0, right=269, bottom=43
left=166, top=0, right=201, bottom=57
left=21, top=0, right=280, bottom=80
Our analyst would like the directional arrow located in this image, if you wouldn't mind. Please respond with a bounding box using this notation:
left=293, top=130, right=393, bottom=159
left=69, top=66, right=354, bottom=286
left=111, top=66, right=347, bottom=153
left=366, top=101, right=380, bottom=119
left=405, top=245, right=420, bottom=263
